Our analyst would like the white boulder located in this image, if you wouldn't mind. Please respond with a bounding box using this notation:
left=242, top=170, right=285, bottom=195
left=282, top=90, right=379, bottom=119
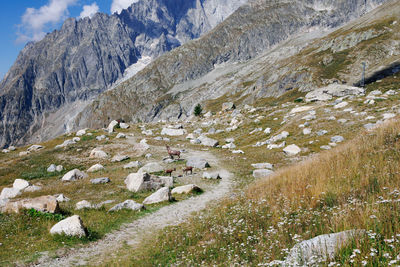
left=61, top=169, right=88, bottom=181
left=143, top=187, right=172, bottom=204
left=87, top=164, right=105, bottom=173
left=171, top=184, right=202, bottom=194
left=13, top=179, right=31, bottom=191
left=89, top=148, right=108, bottom=159
left=283, top=144, right=301, bottom=156
left=108, top=200, right=144, bottom=212
left=50, top=215, right=87, bottom=237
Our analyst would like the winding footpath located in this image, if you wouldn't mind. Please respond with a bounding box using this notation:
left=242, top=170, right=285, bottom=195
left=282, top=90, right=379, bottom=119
left=35, top=149, right=233, bottom=266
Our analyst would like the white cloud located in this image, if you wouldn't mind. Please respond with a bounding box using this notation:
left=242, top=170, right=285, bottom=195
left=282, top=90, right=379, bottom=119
left=79, top=3, right=99, bottom=19
left=111, top=0, right=139, bottom=14
left=17, top=0, right=77, bottom=43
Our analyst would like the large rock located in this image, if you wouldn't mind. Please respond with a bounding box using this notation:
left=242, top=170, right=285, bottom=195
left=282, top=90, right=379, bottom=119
left=123, top=161, right=143, bottom=169
left=171, top=184, right=202, bottom=194
left=283, top=144, right=301, bottom=156
left=119, top=123, right=130, bottom=129
left=89, top=148, right=108, bottom=159
left=0, top=187, right=21, bottom=200
left=76, top=129, right=86, bottom=136
left=107, top=120, right=119, bottom=133
left=47, top=164, right=57, bottom=173
left=282, top=230, right=364, bottom=266
left=198, top=135, right=219, bottom=147
left=13, top=179, right=31, bottom=191
left=108, top=200, right=144, bottom=212
left=143, top=187, right=172, bottom=205
left=3, top=195, right=59, bottom=214
left=50, top=215, right=87, bottom=237
left=87, top=164, right=105, bottom=173
left=138, top=162, right=164, bottom=173
left=253, top=169, right=274, bottom=179
left=125, top=172, right=171, bottom=192
left=61, top=169, right=88, bottom=181
left=187, top=157, right=210, bottom=169
left=305, top=84, right=365, bottom=102
left=161, top=128, right=186, bottom=136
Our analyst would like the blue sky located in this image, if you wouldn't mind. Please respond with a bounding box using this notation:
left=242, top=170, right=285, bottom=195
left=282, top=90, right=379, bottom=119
left=0, top=0, right=138, bottom=81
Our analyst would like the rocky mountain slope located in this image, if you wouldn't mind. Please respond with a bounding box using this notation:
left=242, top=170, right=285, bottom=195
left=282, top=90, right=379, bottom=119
left=75, top=0, right=392, bottom=130
left=0, top=0, right=247, bottom=148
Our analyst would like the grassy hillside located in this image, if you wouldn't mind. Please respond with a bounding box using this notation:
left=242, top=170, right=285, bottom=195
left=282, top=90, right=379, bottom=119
left=117, top=119, right=400, bottom=266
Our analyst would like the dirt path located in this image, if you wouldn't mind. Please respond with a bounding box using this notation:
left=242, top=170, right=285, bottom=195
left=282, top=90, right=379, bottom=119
left=35, top=149, right=233, bottom=266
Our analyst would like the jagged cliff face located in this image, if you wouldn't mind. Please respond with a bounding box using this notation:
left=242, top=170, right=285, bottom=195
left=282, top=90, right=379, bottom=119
left=0, top=0, right=247, bottom=148
left=75, top=0, right=391, bottom=129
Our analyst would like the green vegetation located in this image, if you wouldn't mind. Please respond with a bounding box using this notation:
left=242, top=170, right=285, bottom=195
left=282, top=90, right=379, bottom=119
left=194, top=104, right=203, bottom=117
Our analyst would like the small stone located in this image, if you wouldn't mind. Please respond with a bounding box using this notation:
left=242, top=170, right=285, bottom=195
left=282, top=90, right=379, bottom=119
left=56, top=194, right=70, bottom=202
left=116, top=133, right=126, bottom=139
left=334, top=102, right=348, bottom=109
left=303, top=128, right=312, bottom=135
left=27, top=145, right=44, bottom=152
left=91, top=177, right=110, bottom=184
left=251, top=163, right=273, bottom=169
left=253, top=169, right=274, bottom=178
left=320, top=145, right=332, bottom=150
left=96, top=135, right=106, bottom=141
left=120, top=123, right=130, bottom=129
left=76, top=200, right=92, bottom=210
left=108, top=200, right=144, bottom=212
left=283, top=144, right=301, bottom=156
left=232, top=150, right=244, bottom=154
left=331, top=136, right=344, bottom=143
left=139, top=162, right=163, bottom=173
left=107, top=120, right=119, bottom=133
left=56, top=165, right=64, bottom=172
left=222, top=102, right=235, bottom=111
left=87, top=164, right=104, bottom=173
left=47, top=164, right=57, bottom=173
left=90, top=148, right=108, bottom=159
left=187, top=157, right=210, bottom=169
left=317, top=130, right=328, bottom=136
left=72, top=137, right=80, bottom=142
left=76, top=129, right=86, bottom=136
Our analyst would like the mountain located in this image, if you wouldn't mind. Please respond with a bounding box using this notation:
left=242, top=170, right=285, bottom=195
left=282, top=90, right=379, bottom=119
left=75, top=0, right=392, bottom=130
left=0, top=0, right=247, bottom=148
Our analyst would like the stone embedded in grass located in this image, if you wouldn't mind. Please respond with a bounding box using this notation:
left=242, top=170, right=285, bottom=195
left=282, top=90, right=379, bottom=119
left=19, top=151, right=30, bottom=156
left=123, top=161, right=143, bottom=169
left=47, top=164, right=57, bottom=172
left=13, top=179, right=31, bottom=191
left=27, top=145, right=44, bottom=152
left=337, top=119, right=347, bottom=124
left=3, top=195, right=59, bottom=214
left=87, top=164, right=105, bottom=173
left=281, top=230, right=364, bottom=266
left=251, top=163, right=273, bottom=169
left=142, top=129, right=153, bottom=136
left=61, top=169, right=88, bottom=181
left=50, top=215, right=87, bottom=237
left=96, top=135, right=106, bottom=141
left=55, top=139, right=76, bottom=148
left=76, top=200, right=93, bottom=210
left=202, top=172, right=221, bottom=179
left=232, top=150, right=244, bottom=154
left=171, top=184, right=202, bottom=194
left=8, top=146, right=15, bottom=151
left=108, top=200, right=144, bottom=212
left=187, top=157, right=210, bottom=169
left=303, top=128, right=312, bottom=135
left=161, top=128, right=186, bottom=136
left=24, top=185, right=42, bottom=192
left=76, top=129, right=86, bottom=136
left=222, top=143, right=236, bottom=149
left=143, top=187, right=172, bottom=205
left=89, top=148, right=109, bottom=159
left=116, top=133, right=126, bottom=139
left=125, top=172, right=170, bottom=192
left=317, top=130, right=328, bottom=136
left=330, top=136, right=344, bottom=143
left=364, top=123, right=376, bottom=130
left=269, top=131, right=289, bottom=143
left=267, top=141, right=286, bottom=150
left=320, top=145, right=332, bottom=150
left=283, top=144, right=301, bottom=156
left=383, top=113, right=396, bottom=120
left=198, top=135, right=219, bottom=147
left=334, top=101, right=348, bottom=109
left=264, top=128, right=271, bottom=135
left=253, top=169, right=274, bottom=178
left=111, top=155, right=130, bottom=162
left=145, top=153, right=152, bottom=159
left=225, top=138, right=235, bottom=143
left=139, top=162, right=163, bottom=173
left=91, top=177, right=110, bottom=184
left=72, top=137, right=80, bottom=142
left=222, top=102, right=235, bottom=111
left=2, top=149, right=9, bottom=153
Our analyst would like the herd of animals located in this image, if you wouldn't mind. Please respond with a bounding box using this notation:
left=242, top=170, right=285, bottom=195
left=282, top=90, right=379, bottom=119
left=165, top=145, right=193, bottom=176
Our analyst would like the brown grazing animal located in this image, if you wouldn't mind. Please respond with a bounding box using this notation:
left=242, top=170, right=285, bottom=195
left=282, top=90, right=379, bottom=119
left=183, top=166, right=193, bottom=175
left=166, top=145, right=181, bottom=159
left=165, top=168, right=176, bottom=176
